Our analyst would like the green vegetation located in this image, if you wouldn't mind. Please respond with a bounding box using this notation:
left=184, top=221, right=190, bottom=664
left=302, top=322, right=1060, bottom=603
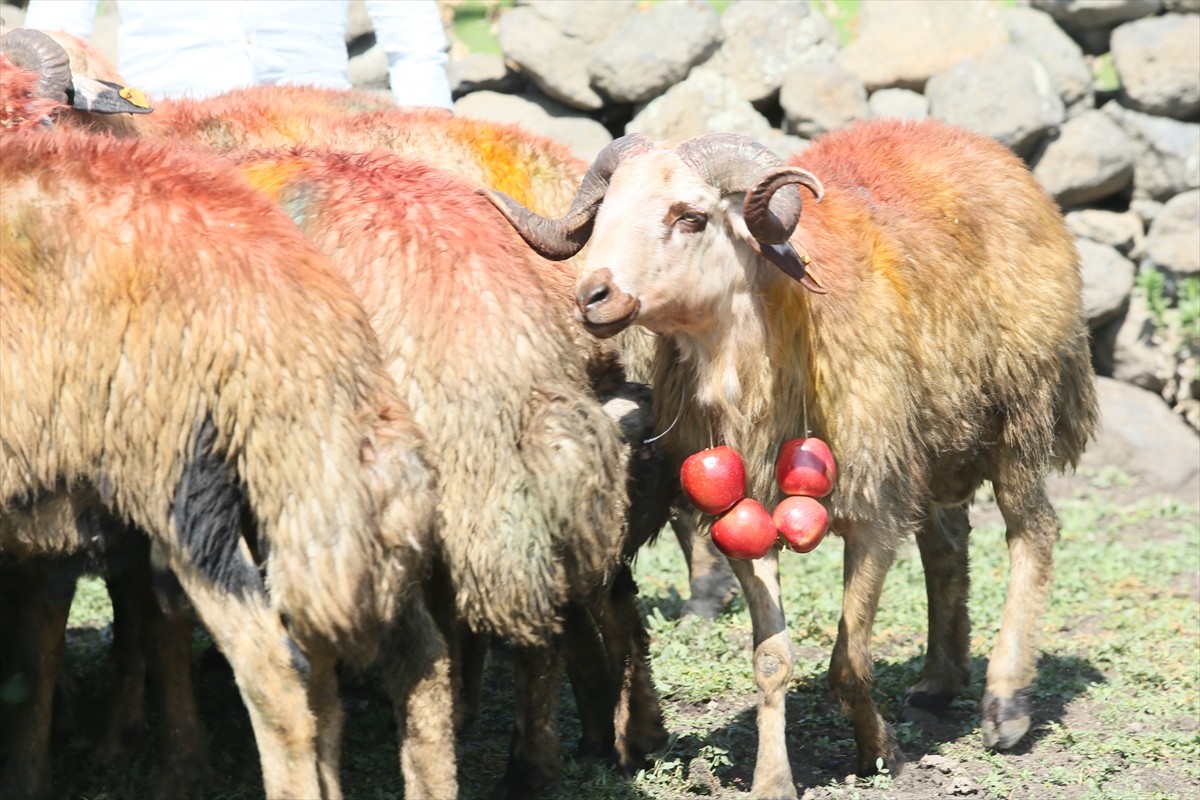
left=45, top=471, right=1200, bottom=799
left=1135, top=266, right=1200, bottom=359
left=1093, top=51, right=1123, bottom=93
left=450, top=1, right=511, bottom=57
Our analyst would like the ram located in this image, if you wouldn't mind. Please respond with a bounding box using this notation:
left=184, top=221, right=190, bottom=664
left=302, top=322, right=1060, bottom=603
left=486, top=123, right=1100, bottom=798
left=232, top=145, right=672, bottom=796
left=0, top=87, right=453, bottom=799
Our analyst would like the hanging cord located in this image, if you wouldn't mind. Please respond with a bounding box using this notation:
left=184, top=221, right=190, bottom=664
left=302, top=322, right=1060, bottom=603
left=644, top=385, right=686, bottom=445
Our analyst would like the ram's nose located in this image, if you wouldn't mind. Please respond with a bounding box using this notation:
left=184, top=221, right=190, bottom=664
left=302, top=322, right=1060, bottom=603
left=575, top=269, right=640, bottom=339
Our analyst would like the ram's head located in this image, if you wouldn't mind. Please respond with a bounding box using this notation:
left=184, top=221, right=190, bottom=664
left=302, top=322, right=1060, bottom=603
left=0, top=27, right=151, bottom=116
left=482, top=133, right=823, bottom=339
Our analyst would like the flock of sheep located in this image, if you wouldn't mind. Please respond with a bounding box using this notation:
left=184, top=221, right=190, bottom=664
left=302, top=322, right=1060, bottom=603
left=0, top=22, right=1098, bottom=800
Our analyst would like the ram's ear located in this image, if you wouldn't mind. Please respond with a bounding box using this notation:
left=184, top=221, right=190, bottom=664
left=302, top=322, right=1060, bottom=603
left=69, top=74, right=153, bottom=114
left=741, top=233, right=826, bottom=294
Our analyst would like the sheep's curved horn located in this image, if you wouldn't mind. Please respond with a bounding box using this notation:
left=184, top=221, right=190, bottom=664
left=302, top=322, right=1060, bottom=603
left=480, top=133, right=655, bottom=261
left=0, top=28, right=72, bottom=105
left=743, top=166, right=824, bottom=242
left=677, top=133, right=823, bottom=244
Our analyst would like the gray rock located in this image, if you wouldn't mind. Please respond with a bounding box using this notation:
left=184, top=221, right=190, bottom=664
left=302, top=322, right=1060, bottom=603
left=1164, top=0, right=1200, bottom=10
left=1004, top=7, right=1096, bottom=116
left=1111, top=14, right=1200, bottom=119
left=1065, top=208, right=1146, bottom=257
left=926, top=45, right=1065, bottom=156
left=1111, top=294, right=1168, bottom=393
left=1078, top=238, right=1137, bottom=328
left=1145, top=189, right=1200, bottom=280
left=454, top=90, right=612, bottom=163
left=448, top=53, right=525, bottom=99
left=1030, top=0, right=1162, bottom=28
left=779, top=61, right=869, bottom=138
left=868, top=88, right=930, bottom=120
left=1032, top=110, right=1134, bottom=207
left=704, top=0, right=839, bottom=106
left=1130, top=197, right=1167, bottom=223
left=497, top=1, right=638, bottom=111
left=761, top=132, right=812, bottom=162
left=626, top=66, right=777, bottom=144
left=1080, top=376, right=1200, bottom=504
left=589, top=0, right=721, bottom=105
left=837, top=0, right=1009, bottom=92
left=1103, top=101, right=1200, bottom=200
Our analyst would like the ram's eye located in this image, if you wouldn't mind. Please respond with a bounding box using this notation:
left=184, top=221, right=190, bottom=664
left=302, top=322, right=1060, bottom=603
left=674, top=211, right=707, bottom=232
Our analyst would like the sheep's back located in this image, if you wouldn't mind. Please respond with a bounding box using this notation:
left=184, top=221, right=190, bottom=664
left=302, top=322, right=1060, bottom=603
left=0, top=131, right=433, bottom=650
left=234, top=148, right=629, bottom=643
left=782, top=119, right=1097, bottom=517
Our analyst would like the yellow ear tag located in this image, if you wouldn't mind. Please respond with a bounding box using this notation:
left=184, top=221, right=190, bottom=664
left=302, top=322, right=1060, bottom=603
left=118, top=86, right=150, bottom=109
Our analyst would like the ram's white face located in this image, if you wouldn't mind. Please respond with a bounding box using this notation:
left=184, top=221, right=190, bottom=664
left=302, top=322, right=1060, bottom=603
left=574, top=151, right=751, bottom=340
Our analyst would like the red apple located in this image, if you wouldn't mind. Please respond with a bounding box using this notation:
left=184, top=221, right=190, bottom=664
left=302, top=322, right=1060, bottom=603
left=710, top=498, right=778, bottom=560
left=775, top=437, right=837, bottom=498
left=680, top=445, right=746, bottom=515
left=772, top=495, right=829, bottom=553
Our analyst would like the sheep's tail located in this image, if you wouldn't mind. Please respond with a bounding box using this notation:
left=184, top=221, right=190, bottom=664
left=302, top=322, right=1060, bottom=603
left=242, top=400, right=438, bottom=665
left=1052, top=325, right=1101, bottom=471
left=449, top=384, right=630, bottom=646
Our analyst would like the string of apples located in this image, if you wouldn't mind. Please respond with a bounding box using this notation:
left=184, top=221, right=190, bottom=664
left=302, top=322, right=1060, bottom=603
left=680, top=438, right=836, bottom=560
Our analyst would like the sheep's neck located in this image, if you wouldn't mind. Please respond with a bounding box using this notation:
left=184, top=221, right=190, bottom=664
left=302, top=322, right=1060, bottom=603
left=671, top=276, right=814, bottom=461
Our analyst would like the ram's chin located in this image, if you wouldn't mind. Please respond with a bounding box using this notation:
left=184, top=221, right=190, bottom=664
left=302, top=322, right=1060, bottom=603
left=576, top=301, right=640, bottom=339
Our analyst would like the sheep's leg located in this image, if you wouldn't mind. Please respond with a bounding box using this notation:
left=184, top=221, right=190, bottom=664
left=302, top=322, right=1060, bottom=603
left=426, top=563, right=487, bottom=733
left=563, top=599, right=618, bottom=761
left=95, top=551, right=149, bottom=764
left=146, top=598, right=211, bottom=800
left=829, top=527, right=901, bottom=776
left=566, top=564, right=667, bottom=773
left=171, top=569, right=324, bottom=799
left=306, top=645, right=344, bottom=800
left=982, top=474, right=1058, bottom=750
left=454, top=625, right=490, bottom=732
left=381, top=598, right=458, bottom=800
left=0, top=558, right=79, bottom=800
left=727, top=550, right=797, bottom=800
left=904, top=504, right=973, bottom=715
left=494, top=642, right=563, bottom=799
left=675, top=514, right=738, bottom=619
left=605, top=563, right=667, bottom=770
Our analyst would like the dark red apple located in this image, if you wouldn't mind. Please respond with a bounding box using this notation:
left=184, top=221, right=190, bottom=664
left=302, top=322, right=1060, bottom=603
left=772, top=495, right=829, bottom=553
left=680, top=445, right=746, bottom=515
left=710, top=498, right=778, bottom=560
left=775, top=437, right=837, bottom=498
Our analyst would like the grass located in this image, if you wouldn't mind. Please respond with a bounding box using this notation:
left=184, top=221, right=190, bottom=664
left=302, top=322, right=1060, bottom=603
left=47, top=470, right=1200, bottom=799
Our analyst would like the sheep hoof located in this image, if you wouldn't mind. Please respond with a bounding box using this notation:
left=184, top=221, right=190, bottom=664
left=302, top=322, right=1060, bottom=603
left=901, top=687, right=956, bottom=717
left=980, top=689, right=1032, bottom=750
left=491, top=759, right=554, bottom=800
left=680, top=572, right=739, bottom=620
left=855, top=725, right=906, bottom=778
left=153, top=758, right=213, bottom=800
left=91, top=725, right=146, bottom=766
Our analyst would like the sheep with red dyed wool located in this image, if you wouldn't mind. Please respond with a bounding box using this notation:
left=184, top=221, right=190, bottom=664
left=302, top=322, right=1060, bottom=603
left=0, top=120, right=455, bottom=800
left=232, top=146, right=673, bottom=797
left=485, top=120, right=1101, bottom=798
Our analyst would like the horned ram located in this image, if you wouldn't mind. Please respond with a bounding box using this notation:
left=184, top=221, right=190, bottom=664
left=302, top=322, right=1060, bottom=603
left=484, top=123, right=1100, bottom=798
